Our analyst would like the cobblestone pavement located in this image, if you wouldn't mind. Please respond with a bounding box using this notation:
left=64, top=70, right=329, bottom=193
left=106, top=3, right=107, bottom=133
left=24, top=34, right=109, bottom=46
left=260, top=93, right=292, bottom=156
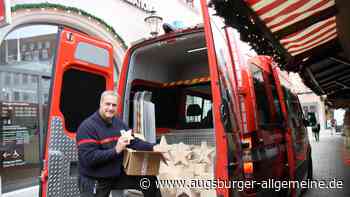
left=303, top=130, right=350, bottom=197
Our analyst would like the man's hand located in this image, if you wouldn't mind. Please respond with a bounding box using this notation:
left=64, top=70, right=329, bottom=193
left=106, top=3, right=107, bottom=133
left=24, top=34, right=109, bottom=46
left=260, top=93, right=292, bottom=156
left=120, top=129, right=134, bottom=141
left=115, top=136, right=130, bottom=154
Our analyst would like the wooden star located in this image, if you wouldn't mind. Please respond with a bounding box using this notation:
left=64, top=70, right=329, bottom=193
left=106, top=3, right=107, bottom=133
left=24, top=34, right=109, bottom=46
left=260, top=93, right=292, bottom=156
left=196, top=141, right=214, bottom=164
left=159, top=136, right=172, bottom=152
left=159, top=155, right=206, bottom=197
left=120, top=129, right=134, bottom=141
left=172, top=142, right=192, bottom=166
left=158, top=136, right=173, bottom=161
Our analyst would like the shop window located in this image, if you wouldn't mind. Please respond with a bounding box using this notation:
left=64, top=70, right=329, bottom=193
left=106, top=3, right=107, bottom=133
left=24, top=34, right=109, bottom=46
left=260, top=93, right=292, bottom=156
left=0, top=24, right=58, bottom=193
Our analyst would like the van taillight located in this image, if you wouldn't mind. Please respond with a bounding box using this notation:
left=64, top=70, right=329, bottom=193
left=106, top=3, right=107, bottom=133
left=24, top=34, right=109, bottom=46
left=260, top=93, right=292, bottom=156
left=243, top=162, right=253, bottom=175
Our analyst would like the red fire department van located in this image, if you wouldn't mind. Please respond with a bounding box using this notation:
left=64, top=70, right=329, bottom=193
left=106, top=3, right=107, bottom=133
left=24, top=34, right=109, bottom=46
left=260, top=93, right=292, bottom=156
left=239, top=56, right=312, bottom=197
left=40, top=1, right=312, bottom=197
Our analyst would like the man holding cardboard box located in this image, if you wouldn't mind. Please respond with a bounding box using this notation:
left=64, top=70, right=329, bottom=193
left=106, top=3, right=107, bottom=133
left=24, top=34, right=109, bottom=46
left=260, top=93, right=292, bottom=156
left=76, top=91, right=163, bottom=197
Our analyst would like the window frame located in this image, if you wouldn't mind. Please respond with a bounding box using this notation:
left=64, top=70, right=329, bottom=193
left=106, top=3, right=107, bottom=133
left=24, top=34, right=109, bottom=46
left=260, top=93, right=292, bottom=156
left=249, top=63, right=284, bottom=129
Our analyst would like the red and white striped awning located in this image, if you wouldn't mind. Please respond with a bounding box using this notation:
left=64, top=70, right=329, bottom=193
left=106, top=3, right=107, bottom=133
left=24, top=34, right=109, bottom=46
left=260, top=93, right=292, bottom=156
left=245, top=0, right=337, bottom=57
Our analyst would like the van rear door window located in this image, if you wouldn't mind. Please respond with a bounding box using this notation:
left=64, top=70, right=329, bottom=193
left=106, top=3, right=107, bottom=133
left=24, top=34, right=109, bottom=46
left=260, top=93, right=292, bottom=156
left=250, top=64, right=284, bottom=128
left=74, top=42, right=109, bottom=67
left=282, top=86, right=308, bottom=166
left=251, top=65, right=271, bottom=125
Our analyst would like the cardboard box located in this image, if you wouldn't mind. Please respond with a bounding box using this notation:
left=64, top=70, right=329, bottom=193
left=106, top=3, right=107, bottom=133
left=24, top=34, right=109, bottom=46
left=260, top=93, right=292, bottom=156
left=123, top=148, right=163, bottom=176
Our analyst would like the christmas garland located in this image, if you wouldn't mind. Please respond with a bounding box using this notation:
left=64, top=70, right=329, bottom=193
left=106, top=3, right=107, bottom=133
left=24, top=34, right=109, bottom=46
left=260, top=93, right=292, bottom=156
left=11, top=3, right=127, bottom=49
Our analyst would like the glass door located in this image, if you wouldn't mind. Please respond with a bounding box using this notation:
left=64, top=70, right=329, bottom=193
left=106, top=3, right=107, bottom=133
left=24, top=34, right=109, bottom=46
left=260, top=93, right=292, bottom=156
left=0, top=24, right=58, bottom=193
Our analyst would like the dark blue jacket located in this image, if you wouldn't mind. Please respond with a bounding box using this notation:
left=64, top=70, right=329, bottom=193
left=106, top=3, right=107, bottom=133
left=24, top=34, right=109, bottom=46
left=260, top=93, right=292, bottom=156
left=76, top=111, right=154, bottom=179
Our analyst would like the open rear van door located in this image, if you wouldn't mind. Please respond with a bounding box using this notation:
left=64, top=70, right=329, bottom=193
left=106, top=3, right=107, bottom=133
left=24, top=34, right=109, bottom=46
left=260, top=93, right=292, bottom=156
left=40, top=28, right=115, bottom=197
left=200, top=1, right=244, bottom=196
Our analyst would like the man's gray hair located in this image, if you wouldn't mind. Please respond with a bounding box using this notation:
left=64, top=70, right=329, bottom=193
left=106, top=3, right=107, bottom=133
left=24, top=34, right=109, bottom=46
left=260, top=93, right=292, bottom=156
left=100, top=90, right=119, bottom=105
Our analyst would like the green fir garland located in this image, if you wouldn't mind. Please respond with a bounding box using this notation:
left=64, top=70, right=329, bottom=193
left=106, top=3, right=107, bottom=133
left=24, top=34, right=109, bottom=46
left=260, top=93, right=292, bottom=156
left=11, top=3, right=127, bottom=49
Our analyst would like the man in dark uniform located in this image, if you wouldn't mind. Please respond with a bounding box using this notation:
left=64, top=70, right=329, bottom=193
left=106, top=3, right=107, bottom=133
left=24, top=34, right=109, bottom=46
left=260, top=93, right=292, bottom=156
left=76, top=90, right=163, bottom=197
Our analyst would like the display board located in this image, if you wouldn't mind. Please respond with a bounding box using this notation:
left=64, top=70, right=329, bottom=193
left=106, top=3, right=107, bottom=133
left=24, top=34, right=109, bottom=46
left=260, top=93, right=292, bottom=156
left=0, top=102, right=38, bottom=168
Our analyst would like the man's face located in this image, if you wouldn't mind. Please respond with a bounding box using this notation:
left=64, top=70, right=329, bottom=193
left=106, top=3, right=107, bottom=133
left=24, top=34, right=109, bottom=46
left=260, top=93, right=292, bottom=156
left=99, top=95, right=117, bottom=121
